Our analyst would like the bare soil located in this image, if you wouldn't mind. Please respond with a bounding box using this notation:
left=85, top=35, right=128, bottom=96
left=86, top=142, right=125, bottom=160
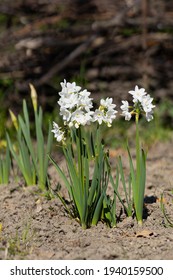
left=0, top=140, right=173, bottom=260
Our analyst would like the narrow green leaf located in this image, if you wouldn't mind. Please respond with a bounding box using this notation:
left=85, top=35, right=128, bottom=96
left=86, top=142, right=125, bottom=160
left=23, top=100, right=30, bottom=131
left=63, top=147, right=83, bottom=218
left=87, top=159, right=99, bottom=206
left=91, top=192, right=104, bottom=226
left=48, top=154, right=71, bottom=194
left=44, top=122, right=53, bottom=185
left=90, top=132, right=95, bottom=157
left=127, top=145, right=137, bottom=203
left=35, top=108, right=44, bottom=189
left=18, top=115, right=37, bottom=172
left=109, top=168, right=129, bottom=215
left=6, top=133, right=23, bottom=174
left=118, top=156, right=131, bottom=209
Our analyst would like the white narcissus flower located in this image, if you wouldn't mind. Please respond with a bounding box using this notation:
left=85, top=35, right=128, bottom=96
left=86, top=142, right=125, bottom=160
left=141, top=94, right=155, bottom=113
left=93, top=98, right=117, bottom=127
left=51, top=122, right=65, bottom=142
left=120, top=100, right=132, bottom=121
left=104, top=109, right=117, bottom=126
left=83, top=111, right=94, bottom=125
left=70, top=109, right=94, bottom=128
left=92, top=109, right=105, bottom=125
left=59, top=108, right=71, bottom=122
left=146, top=111, right=154, bottom=122
left=71, top=109, right=86, bottom=126
left=78, top=95, right=93, bottom=112
left=120, top=100, right=129, bottom=112
left=122, top=110, right=132, bottom=121
left=58, top=93, right=79, bottom=109
left=129, top=85, right=147, bottom=103
left=78, top=89, right=91, bottom=98
left=100, top=97, right=116, bottom=110
left=60, top=79, right=81, bottom=95
left=121, top=86, right=155, bottom=122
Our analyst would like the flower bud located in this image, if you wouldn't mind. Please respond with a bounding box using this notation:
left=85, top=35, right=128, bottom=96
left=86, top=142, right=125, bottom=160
left=29, top=83, right=37, bottom=112
left=9, top=109, right=18, bottom=131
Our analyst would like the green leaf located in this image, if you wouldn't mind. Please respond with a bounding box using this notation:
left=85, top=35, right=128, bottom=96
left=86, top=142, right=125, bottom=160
left=87, top=159, right=99, bottom=206
left=44, top=122, right=53, bottom=185
left=91, top=192, right=104, bottom=226
left=35, top=108, right=44, bottom=189
left=109, top=168, right=129, bottom=215
left=48, top=154, right=72, bottom=194
left=118, top=156, right=131, bottom=210
left=64, top=147, right=85, bottom=223
left=18, top=115, right=37, bottom=172
left=0, top=141, right=11, bottom=184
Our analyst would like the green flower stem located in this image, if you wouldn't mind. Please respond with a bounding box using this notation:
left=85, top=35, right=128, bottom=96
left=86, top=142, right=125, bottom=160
left=134, top=112, right=145, bottom=225
left=77, top=127, right=84, bottom=191
left=76, top=127, right=87, bottom=228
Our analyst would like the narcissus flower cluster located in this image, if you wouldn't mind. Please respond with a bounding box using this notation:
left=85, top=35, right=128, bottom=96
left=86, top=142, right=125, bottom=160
left=120, top=85, right=155, bottom=122
left=52, top=80, right=117, bottom=142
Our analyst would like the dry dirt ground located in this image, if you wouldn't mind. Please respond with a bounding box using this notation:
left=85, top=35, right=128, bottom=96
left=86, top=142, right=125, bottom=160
left=0, top=140, right=173, bottom=260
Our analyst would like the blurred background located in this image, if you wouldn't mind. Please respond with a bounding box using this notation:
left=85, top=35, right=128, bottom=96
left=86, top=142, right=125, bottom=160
left=0, top=0, right=173, bottom=144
